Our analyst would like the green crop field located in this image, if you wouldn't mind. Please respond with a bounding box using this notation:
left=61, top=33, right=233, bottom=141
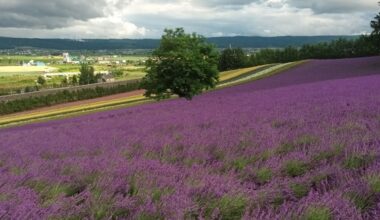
left=0, top=55, right=149, bottom=96
left=0, top=56, right=62, bottom=66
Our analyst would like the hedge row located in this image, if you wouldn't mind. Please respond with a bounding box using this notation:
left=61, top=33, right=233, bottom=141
left=0, top=82, right=140, bottom=115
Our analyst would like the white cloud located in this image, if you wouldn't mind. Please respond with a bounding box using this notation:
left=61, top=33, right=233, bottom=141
left=0, top=0, right=377, bottom=38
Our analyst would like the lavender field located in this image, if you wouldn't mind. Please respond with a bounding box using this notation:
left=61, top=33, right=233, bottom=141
left=1, top=56, right=380, bottom=219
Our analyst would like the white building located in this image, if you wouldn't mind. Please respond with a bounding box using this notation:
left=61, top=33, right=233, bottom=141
left=63, top=52, right=72, bottom=63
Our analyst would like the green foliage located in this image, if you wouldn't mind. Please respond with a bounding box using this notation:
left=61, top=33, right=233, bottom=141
left=256, top=167, right=273, bottom=184
left=219, top=48, right=248, bottom=71
left=24, top=86, right=38, bottom=93
left=370, top=3, right=380, bottom=51
left=151, top=187, right=173, bottom=203
left=246, top=36, right=378, bottom=67
left=343, top=155, right=371, bottom=169
left=347, top=191, right=377, bottom=211
left=191, top=193, right=247, bottom=219
left=37, top=76, right=46, bottom=86
left=111, top=68, right=125, bottom=77
left=271, top=194, right=285, bottom=208
left=137, top=213, right=164, bottom=220
left=230, top=157, right=251, bottom=172
left=304, top=206, right=332, bottom=220
left=217, top=196, right=247, bottom=220
left=0, top=82, right=140, bottom=115
left=283, top=160, right=309, bottom=177
left=201, top=195, right=247, bottom=220
left=271, top=120, right=288, bottom=128
left=71, top=75, right=78, bottom=85
left=26, top=180, right=84, bottom=206
left=367, top=175, right=380, bottom=193
left=295, top=134, right=319, bottom=147
left=313, top=151, right=335, bottom=162
left=140, top=28, right=219, bottom=100
left=277, top=135, right=318, bottom=156
left=276, top=142, right=295, bottom=155
left=79, top=63, right=99, bottom=85
left=290, top=183, right=310, bottom=199
left=313, top=144, right=344, bottom=163
left=127, top=180, right=139, bottom=197
left=64, top=184, right=87, bottom=197
left=61, top=77, right=69, bottom=86
left=311, top=173, right=331, bottom=187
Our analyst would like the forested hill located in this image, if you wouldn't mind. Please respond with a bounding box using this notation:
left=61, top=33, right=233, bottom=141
left=0, top=35, right=358, bottom=50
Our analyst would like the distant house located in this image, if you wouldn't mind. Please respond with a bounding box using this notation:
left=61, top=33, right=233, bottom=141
left=63, top=53, right=72, bottom=63
left=22, top=60, right=45, bottom=66
left=22, top=60, right=33, bottom=66
left=35, top=61, right=46, bottom=67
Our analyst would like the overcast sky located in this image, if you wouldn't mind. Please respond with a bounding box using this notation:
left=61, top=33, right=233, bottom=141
left=0, top=0, right=378, bottom=39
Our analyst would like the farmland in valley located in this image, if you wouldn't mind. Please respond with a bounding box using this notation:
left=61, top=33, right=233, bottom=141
left=0, top=56, right=379, bottom=219
left=0, top=55, right=148, bottom=95
left=0, top=62, right=299, bottom=127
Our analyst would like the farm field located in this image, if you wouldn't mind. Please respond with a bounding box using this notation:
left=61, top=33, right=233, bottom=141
left=0, top=55, right=148, bottom=95
left=0, top=56, right=380, bottom=219
left=0, top=56, right=62, bottom=66
left=0, top=65, right=146, bottom=93
left=0, top=66, right=55, bottom=73
left=0, top=62, right=298, bottom=128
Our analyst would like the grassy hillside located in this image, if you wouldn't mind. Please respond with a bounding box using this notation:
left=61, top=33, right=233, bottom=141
left=0, top=57, right=379, bottom=219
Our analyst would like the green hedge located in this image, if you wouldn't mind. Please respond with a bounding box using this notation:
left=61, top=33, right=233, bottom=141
left=0, top=82, right=140, bottom=115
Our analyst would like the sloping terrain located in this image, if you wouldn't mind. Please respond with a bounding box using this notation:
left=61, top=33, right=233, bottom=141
left=0, top=57, right=379, bottom=219
left=0, top=62, right=298, bottom=128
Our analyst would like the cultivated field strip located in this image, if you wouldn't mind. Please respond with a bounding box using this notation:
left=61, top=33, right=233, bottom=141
left=0, top=79, right=141, bottom=102
left=0, top=62, right=302, bottom=128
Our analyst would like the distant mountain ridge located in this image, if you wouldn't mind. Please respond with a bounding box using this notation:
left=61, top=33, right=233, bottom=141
left=0, top=36, right=359, bottom=50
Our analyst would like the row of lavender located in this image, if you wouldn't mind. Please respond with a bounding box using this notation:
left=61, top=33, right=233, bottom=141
left=0, top=56, right=380, bottom=219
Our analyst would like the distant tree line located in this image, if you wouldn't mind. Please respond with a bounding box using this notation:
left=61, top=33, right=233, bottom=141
left=218, top=35, right=378, bottom=71
left=0, top=36, right=358, bottom=51
left=219, top=7, right=380, bottom=71
left=0, top=82, right=140, bottom=115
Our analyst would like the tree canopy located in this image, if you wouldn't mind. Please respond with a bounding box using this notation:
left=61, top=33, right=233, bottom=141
left=218, top=47, right=248, bottom=71
left=37, top=76, right=46, bottom=86
left=140, top=28, right=219, bottom=100
left=370, top=2, right=380, bottom=50
left=79, top=63, right=98, bottom=85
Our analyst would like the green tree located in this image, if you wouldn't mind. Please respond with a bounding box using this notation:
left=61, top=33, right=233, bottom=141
left=218, top=47, right=248, bottom=71
left=72, top=75, right=78, bottom=85
left=61, top=77, right=69, bottom=86
left=110, top=68, right=124, bottom=77
left=37, top=76, right=46, bottom=86
left=370, top=2, right=380, bottom=52
left=140, top=28, right=219, bottom=100
left=79, top=63, right=98, bottom=85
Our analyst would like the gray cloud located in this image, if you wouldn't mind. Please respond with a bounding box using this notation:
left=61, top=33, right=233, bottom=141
left=0, top=0, right=377, bottom=38
left=191, top=0, right=258, bottom=8
left=0, top=0, right=107, bottom=28
left=286, top=0, right=376, bottom=14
